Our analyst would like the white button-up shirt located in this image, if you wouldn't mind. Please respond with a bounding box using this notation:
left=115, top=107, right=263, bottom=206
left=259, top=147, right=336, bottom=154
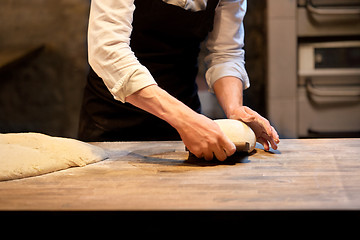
left=88, top=0, right=249, bottom=103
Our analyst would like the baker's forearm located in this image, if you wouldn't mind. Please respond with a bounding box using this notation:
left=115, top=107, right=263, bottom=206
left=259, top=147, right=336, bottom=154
left=125, top=84, right=197, bottom=130
left=213, top=76, right=244, bottom=118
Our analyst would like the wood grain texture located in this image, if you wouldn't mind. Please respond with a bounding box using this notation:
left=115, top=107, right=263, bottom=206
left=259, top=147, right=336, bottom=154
left=1, top=139, right=360, bottom=210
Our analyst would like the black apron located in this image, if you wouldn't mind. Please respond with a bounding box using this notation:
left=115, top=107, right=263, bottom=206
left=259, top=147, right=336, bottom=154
left=78, top=0, right=219, bottom=141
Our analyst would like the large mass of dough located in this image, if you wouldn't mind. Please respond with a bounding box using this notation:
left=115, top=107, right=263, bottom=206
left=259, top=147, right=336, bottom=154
left=214, top=119, right=256, bottom=153
left=0, top=132, right=108, bottom=181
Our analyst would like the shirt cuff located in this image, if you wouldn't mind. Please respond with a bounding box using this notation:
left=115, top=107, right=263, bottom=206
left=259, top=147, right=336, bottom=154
left=205, top=62, right=250, bottom=92
left=109, top=65, right=158, bottom=103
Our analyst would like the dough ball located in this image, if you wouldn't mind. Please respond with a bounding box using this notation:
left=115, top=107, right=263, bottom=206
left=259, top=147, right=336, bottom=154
left=214, top=119, right=256, bottom=153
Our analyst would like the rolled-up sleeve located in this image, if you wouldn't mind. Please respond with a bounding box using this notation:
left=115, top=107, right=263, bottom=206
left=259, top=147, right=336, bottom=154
left=204, top=0, right=250, bottom=91
left=88, top=0, right=157, bottom=103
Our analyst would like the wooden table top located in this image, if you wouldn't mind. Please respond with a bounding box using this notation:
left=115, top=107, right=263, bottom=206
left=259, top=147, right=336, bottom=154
left=1, top=138, right=360, bottom=211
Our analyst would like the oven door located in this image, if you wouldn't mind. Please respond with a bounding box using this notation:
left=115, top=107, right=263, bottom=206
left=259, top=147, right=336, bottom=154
left=298, top=41, right=360, bottom=137
left=297, top=0, right=360, bottom=37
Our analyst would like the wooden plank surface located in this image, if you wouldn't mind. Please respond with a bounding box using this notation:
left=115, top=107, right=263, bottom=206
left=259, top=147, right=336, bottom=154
left=0, top=139, right=360, bottom=210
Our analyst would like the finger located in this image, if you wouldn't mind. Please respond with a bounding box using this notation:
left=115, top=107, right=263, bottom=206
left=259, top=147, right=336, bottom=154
left=188, top=146, right=204, bottom=159
left=203, top=150, right=214, bottom=161
left=260, top=131, right=278, bottom=150
left=222, top=140, right=236, bottom=157
left=212, top=137, right=234, bottom=161
left=271, top=126, right=280, bottom=144
left=270, top=126, right=280, bottom=148
left=262, top=126, right=279, bottom=150
left=269, top=137, right=278, bottom=150
left=192, top=150, right=203, bottom=159
left=260, top=119, right=280, bottom=150
left=257, top=137, right=270, bottom=151
left=213, top=147, right=227, bottom=162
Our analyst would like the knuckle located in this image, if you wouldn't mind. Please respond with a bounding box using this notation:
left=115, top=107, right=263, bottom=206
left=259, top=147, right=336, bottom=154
left=208, top=138, right=218, bottom=147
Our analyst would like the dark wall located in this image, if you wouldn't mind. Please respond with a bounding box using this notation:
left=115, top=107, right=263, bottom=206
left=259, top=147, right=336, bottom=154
left=243, top=0, right=267, bottom=117
left=0, top=0, right=90, bottom=138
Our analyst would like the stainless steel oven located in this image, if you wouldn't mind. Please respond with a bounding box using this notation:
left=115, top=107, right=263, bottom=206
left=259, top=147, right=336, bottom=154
left=298, top=41, right=360, bottom=137
left=297, top=0, right=360, bottom=37
left=266, top=0, right=360, bottom=138
left=297, top=0, right=360, bottom=137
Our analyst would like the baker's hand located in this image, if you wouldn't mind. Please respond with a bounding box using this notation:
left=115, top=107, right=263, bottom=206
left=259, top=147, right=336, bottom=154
left=229, top=106, right=280, bottom=151
left=176, top=113, right=236, bottom=161
left=125, top=84, right=236, bottom=161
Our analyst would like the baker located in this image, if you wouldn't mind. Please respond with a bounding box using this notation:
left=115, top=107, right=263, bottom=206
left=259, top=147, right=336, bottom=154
left=78, top=0, right=280, bottom=161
